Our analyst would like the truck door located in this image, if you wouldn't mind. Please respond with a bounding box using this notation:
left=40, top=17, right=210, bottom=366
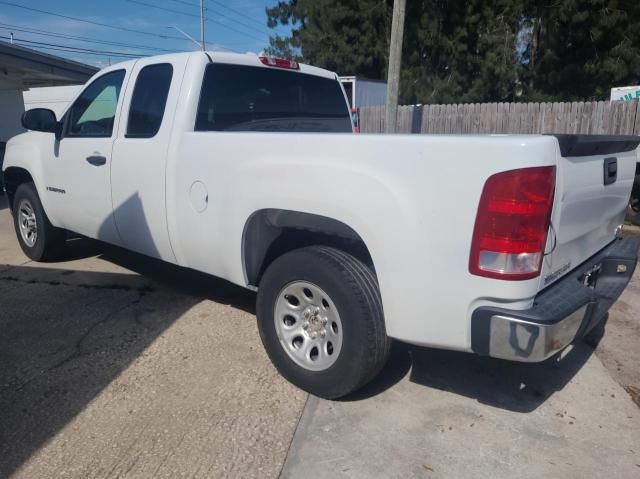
left=48, top=67, right=130, bottom=242
left=110, top=57, right=187, bottom=261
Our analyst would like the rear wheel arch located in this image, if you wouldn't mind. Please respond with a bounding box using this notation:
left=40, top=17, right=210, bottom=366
left=241, top=209, right=375, bottom=287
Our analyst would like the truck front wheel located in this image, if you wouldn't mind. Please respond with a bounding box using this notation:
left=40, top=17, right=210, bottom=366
left=256, top=246, right=391, bottom=399
left=12, top=183, right=65, bottom=261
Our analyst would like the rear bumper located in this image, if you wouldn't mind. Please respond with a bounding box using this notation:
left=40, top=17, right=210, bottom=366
left=471, top=236, right=639, bottom=362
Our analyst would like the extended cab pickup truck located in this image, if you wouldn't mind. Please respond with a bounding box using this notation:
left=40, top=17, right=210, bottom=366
left=3, top=52, right=640, bottom=398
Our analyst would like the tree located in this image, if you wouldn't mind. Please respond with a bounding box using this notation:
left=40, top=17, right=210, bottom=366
left=265, top=0, right=391, bottom=81
left=400, top=0, right=524, bottom=103
left=266, top=0, right=524, bottom=103
left=265, top=0, right=640, bottom=103
left=519, top=0, right=640, bottom=101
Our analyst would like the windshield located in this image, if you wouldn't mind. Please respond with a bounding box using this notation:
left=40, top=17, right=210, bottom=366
left=195, top=63, right=352, bottom=133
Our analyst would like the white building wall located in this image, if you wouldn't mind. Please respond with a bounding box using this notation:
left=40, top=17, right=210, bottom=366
left=23, top=85, right=82, bottom=118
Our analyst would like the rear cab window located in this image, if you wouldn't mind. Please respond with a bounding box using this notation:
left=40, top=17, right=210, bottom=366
left=195, top=63, right=352, bottom=133
left=126, top=63, right=173, bottom=138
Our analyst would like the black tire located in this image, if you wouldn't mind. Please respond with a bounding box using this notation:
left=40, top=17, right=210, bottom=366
left=627, top=174, right=640, bottom=226
left=12, top=182, right=65, bottom=261
left=256, top=246, right=391, bottom=399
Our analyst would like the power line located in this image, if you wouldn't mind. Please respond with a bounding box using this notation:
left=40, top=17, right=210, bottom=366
left=126, top=0, right=268, bottom=42
left=2, top=36, right=148, bottom=58
left=167, top=0, right=273, bottom=31
left=128, top=0, right=269, bottom=40
left=207, top=15, right=266, bottom=43
left=0, top=1, right=188, bottom=41
left=206, top=2, right=272, bottom=38
left=127, top=0, right=200, bottom=19
left=0, top=23, right=180, bottom=53
left=208, top=0, right=272, bottom=30
left=166, top=0, right=199, bottom=7
left=12, top=44, right=129, bottom=60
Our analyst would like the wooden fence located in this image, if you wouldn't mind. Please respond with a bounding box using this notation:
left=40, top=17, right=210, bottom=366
left=359, top=101, right=640, bottom=135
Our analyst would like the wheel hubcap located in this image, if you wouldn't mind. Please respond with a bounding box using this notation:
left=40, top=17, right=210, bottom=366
left=274, top=281, right=343, bottom=371
left=18, top=199, right=38, bottom=247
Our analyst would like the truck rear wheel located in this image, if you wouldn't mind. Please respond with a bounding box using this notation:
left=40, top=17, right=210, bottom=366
left=12, top=183, right=65, bottom=261
left=256, top=246, right=391, bottom=399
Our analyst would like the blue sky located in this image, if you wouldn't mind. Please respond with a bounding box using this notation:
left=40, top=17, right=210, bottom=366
left=0, top=0, right=292, bottom=67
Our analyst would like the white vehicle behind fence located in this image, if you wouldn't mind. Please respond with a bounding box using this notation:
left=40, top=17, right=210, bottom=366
left=3, top=51, right=639, bottom=398
left=339, top=76, right=387, bottom=110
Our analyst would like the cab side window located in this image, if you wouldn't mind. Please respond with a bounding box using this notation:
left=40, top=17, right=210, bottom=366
left=66, top=70, right=126, bottom=138
left=126, top=63, right=173, bottom=138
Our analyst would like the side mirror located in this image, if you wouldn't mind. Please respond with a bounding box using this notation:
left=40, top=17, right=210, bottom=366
left=21, top=108, right=59, bottom=134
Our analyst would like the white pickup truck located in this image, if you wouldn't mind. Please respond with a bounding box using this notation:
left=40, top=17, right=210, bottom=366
left=3, top=51, right=639, bottom=398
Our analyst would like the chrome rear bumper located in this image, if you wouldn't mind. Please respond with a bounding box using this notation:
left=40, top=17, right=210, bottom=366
left=471, top=236, right=639, bottom=362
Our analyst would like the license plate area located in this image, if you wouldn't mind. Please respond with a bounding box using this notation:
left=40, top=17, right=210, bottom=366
left=580, top=263, right=601, bottom=289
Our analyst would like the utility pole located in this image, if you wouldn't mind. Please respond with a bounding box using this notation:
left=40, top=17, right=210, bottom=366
left=200, top=0, right=206, bottom=51
left=384, top=0, right=406, bottom=133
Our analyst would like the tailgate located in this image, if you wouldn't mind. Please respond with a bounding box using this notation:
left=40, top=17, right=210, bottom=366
left=540, top=134, right=640, bottom=289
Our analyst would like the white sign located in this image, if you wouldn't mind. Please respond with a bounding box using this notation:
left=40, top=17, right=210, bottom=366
left=610, top=86, right=640, bottom=101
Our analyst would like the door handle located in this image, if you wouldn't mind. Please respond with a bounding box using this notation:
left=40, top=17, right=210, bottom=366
left=603, top=157, right=617, bottom=185
left=86, top=155, right=107, bottom=166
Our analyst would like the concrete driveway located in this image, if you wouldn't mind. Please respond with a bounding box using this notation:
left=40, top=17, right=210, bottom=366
left=1, top=193, right=639, bottom=478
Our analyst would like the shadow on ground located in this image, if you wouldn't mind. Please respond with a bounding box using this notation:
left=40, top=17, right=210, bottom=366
left=0, top=231, right=607, bottom=477
left=343, top=325, right=602, bottom=413
left=0, top=241, right=255, bottom=478
left=31, top=235, right=256, bottom=312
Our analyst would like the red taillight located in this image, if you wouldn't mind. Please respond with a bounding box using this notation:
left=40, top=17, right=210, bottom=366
left=469, top=166, right=556, bottom=280
left=258, top=55, right=300, bottom=70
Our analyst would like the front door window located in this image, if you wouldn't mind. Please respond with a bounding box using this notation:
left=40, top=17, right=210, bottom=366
left=66, top=70, right=126, bottom=138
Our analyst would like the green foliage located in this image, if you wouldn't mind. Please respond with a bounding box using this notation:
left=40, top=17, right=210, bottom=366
left=265, top=0, right=640, bottom=103
left=520, top=0, right=640, bottom=101
left=265, top=0, right=391, bottom=80
left=399, top=0, right=525, bottom=103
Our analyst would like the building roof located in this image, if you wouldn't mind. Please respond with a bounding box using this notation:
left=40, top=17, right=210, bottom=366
left=0, top=41, right=98, bottom=90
